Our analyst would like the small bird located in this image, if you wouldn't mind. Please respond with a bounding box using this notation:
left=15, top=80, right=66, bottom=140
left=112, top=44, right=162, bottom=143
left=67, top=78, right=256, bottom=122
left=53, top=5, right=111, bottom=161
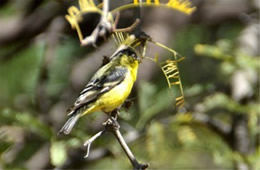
left=59, top=45, right=140, bottom=135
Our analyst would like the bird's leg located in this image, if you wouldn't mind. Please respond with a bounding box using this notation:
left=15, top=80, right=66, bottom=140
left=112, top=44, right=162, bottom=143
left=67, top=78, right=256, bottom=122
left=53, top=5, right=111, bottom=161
left=123, top=98, right=135, bottom=111
left=103, top=116, right=120, bottom=132
left=101, top=55, right=110, bottom=66
left=110, top=109, right=120, bottom=120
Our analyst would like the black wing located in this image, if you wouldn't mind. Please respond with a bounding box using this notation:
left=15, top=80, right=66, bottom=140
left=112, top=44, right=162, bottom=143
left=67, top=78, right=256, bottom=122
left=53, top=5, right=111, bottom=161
left=67, top=66, right=128, bottom=116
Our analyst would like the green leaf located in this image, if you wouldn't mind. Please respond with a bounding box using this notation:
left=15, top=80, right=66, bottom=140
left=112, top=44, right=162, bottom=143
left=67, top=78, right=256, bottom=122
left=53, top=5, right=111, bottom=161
left=177, top=125, right=197, bottom=146
left=194, top=43, right=232, bottom=61
left=202, top=93, right=258, bottom=114
left=0, top=41, right=44, bottom=106
left=0, top=108, right=53, bottom=139
left=146, top=121, right=165, bottom=156
left=136, top=82, right=174, bottom=129
left=248, top=146, right=260, bottom=170
left=0, top=140, right=12, bottom=154
left=50, top=140, right=67, bottom=167
left=46, top=38, right=81, bottom=99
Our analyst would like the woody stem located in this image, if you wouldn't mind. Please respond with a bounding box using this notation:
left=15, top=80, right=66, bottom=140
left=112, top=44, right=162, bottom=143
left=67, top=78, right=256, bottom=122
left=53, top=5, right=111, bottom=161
left=105, top=117, right=148, bottom=170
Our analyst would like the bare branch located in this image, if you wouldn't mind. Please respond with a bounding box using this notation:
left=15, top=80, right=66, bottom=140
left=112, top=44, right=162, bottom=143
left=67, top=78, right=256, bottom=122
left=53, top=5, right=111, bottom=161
left=84, top=130, right=106, bottom=158
left=80, top=0, right=141, bottom=47
left=104, top=117, right=149, bottom=170
left=82, top=115, right=148, bottom=170
left=81, top=0, right=112, bottom=46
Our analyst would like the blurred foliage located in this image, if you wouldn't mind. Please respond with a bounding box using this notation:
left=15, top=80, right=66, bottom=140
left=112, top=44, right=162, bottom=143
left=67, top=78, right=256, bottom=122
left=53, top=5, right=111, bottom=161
left=0, top=0, right=259, bottom=169
left=0, top=42, right=44, bottom=107
left=46, top=38, right=81, bottom=99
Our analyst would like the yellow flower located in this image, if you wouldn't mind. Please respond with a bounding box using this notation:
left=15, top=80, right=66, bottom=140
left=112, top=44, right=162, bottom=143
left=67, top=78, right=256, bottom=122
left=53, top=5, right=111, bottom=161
left=132, top=0, right=196, bottom=15
left=65, top=0, right=102, bottom=41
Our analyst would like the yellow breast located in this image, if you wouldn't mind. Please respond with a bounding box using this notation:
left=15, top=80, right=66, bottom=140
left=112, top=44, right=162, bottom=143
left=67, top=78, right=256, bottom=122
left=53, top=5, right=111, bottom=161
left=97, top=70, right=134, bottom=112
left=81, top=59, right=138, bottom=115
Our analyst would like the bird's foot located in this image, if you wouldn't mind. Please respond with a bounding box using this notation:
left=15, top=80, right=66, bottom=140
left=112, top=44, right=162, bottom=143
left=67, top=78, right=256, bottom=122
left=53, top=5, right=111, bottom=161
left=103, top=117, right=120, bottom=131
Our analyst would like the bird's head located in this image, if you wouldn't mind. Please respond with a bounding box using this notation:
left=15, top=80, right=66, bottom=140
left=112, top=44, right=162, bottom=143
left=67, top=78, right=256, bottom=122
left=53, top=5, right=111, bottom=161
left=111, top=45, right=141, bottom=66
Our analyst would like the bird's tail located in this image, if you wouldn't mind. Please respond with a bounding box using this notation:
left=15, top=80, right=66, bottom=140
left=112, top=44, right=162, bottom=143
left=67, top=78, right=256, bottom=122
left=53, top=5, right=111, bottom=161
left=58, top=113, right=81, bottom=135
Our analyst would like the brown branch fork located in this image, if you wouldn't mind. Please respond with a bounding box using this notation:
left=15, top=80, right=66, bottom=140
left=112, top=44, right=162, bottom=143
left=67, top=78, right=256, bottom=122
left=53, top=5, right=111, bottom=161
left=83, top=115, right=149, bottom=170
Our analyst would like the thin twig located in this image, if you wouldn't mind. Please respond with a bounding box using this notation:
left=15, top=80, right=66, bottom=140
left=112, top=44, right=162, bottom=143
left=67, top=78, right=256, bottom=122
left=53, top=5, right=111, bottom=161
left=83, top=116, right=149, bottom=170
left=81, top=0, right=111, bottom=46
left=114, top=19, right=140, bottom=32
left=84, top=130, right=106, bottom=158
left=104, top=117, right=149, bottom=170
left=113, top=127, right=148, bottom=170
left=80, top=0, right=141, bottom=47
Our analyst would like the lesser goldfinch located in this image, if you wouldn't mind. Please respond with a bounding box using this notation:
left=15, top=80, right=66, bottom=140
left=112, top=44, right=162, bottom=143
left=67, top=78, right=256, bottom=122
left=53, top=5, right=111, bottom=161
left=59, top=45, right=140, bottom=135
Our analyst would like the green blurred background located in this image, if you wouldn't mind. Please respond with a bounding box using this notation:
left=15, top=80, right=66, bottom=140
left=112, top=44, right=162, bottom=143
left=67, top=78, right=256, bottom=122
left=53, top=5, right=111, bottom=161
left=0, top=0, right=259, bottom=169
